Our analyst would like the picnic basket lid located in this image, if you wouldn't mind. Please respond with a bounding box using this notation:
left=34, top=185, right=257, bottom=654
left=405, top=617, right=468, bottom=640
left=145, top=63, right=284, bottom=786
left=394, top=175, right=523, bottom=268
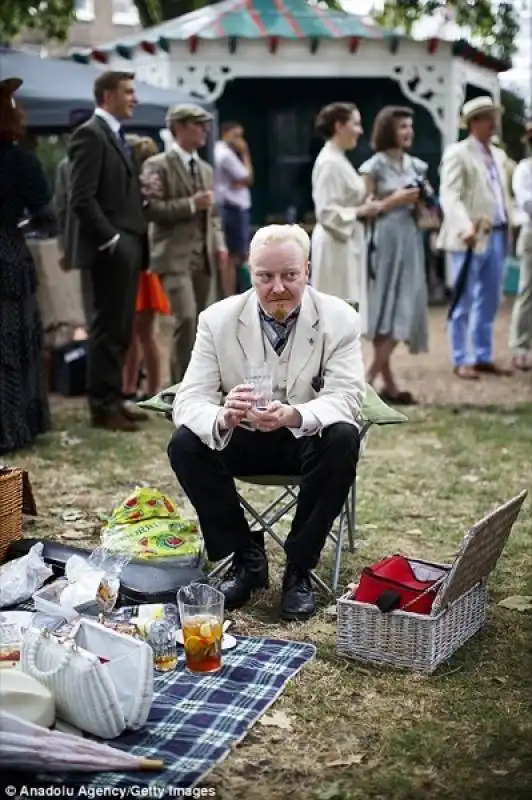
left=432, top=490, right=528, bottom=614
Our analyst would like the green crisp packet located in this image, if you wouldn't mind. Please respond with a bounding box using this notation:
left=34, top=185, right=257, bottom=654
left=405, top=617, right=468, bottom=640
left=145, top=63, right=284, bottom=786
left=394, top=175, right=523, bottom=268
left=101, top=487, right=203, bottom=564
left=107, top=487, right=179, bottom=526
left=102, top=519, right=203, bottom=563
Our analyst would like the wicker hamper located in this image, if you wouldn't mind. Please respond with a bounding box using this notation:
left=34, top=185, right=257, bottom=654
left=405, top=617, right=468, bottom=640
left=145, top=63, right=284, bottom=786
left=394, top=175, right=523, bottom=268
left=337, top=491, right=527, bottom=673
left=0, top=467, right=24, bottom=562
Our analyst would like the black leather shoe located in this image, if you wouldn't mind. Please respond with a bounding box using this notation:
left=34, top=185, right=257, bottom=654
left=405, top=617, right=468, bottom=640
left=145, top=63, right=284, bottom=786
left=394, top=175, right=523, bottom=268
left=280, top=563, right=316, bottom=621
left=218, top=542, right=269, bottom=610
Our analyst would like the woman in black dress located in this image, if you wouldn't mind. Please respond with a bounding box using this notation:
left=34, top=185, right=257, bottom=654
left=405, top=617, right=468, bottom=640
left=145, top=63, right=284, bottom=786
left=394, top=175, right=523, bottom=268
left=0, top=76, right=53, bottom=454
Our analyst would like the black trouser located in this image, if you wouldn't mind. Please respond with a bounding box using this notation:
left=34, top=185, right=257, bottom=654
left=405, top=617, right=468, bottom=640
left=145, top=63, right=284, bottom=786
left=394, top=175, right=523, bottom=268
left=168, top=423, right=360, bottom=570
left=87, top=231, right=144, bottom=417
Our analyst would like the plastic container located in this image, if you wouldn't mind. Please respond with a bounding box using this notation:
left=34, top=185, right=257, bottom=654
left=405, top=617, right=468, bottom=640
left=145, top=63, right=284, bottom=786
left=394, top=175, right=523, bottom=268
left=32, top=579, right=79, bottom=621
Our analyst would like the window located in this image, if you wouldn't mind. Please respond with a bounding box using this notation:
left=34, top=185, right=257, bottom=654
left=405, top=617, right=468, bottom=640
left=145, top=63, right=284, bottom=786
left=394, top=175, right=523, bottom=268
left=74, top=0, right=95, bottom=22
left=112, top=0, right=140, bottom=26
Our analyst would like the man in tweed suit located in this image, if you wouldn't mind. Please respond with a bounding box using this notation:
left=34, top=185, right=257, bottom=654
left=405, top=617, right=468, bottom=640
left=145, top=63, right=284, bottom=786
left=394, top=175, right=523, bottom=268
left=142, top=104, right=227, bottom=383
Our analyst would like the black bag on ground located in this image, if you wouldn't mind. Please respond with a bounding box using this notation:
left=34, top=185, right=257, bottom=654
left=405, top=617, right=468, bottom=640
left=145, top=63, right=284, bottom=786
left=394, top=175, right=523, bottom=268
left=3, top=538, right=206, bottom=606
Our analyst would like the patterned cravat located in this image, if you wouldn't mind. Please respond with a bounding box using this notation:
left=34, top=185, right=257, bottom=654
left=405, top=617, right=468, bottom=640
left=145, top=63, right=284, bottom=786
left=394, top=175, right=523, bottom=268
left=259, top=305, right=300, bottom=355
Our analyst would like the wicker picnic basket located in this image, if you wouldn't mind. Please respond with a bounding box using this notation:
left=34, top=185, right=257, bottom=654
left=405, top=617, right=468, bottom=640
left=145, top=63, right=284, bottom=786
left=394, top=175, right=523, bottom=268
left=337, top=491, right=528, bottom=673
left=0, top=466, right=24, bottom=562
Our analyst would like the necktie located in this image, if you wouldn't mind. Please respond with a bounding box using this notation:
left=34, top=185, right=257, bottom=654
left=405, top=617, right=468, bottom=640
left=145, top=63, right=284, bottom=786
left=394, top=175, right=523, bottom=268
left=189, top=158, right=200, bottom=192
left=117, top=126, right=131, bottom=158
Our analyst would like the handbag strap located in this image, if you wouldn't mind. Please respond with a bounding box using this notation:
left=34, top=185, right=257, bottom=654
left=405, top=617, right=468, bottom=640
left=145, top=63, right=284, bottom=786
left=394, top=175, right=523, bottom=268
left=25, top=632, right=76, bottom=679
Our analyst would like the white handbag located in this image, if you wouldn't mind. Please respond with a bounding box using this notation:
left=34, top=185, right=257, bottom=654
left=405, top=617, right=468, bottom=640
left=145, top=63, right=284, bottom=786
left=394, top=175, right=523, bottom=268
left=20, top=618, right=154, bottom=739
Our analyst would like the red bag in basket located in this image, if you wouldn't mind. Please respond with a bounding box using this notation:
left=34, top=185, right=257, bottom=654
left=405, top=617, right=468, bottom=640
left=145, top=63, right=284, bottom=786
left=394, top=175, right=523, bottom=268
left=353, top=555, right=448, bottom=615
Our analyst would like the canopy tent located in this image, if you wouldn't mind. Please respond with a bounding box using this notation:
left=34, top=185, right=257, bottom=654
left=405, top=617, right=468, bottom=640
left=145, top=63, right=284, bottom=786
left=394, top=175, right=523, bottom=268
left=0, top=47, right=209, bottom=129
left=68, top=0, right=508, bottom=77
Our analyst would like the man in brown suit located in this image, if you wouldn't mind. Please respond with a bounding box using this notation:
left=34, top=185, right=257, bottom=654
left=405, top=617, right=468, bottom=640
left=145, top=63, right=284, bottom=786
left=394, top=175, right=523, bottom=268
left=142, top=104, right=227, bottom=383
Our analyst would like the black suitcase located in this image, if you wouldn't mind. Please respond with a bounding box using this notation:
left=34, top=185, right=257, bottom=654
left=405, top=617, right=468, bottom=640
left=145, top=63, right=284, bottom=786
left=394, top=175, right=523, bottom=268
left=4, top=538, right=206, bottom=606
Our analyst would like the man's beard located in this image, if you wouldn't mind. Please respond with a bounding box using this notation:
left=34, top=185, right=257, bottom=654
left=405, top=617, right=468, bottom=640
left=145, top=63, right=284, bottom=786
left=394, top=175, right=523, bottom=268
left=268, top=295, right=292, bottom=321
left=272, top=305, right=288, bottom=321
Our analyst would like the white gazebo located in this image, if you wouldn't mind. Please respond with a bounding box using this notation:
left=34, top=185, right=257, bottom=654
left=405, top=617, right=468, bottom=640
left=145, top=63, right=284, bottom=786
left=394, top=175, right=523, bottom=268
left=71, top=0, right=508, bottom=148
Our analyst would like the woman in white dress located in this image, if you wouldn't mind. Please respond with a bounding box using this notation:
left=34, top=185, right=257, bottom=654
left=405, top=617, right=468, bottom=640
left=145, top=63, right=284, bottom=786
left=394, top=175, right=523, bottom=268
left=311, top=102, right=382, bottom=333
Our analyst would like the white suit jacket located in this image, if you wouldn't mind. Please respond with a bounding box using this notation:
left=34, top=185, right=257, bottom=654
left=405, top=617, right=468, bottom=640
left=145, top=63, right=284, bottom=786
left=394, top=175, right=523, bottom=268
left=173, top=286, right=366, bottom=450
left=437, top=136, right=512, bottom=254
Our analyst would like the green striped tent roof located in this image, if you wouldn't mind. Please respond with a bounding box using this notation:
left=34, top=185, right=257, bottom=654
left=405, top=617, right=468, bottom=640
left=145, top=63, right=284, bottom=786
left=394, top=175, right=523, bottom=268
left=150, top=0, right=389, bottom=40
left=94, top=0, right=390, bottom=53
left=70, top=0, right=508, bottom=73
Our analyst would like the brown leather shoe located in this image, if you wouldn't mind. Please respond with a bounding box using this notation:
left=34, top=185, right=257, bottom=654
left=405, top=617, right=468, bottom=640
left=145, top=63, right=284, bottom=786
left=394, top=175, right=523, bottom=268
left=474, top=362, right=513, bottom=376
left=121, top=403, right=149, bottom=423
left=91, top=410, right=139, bottom=432
left=453, top=366, right=479, bottom=380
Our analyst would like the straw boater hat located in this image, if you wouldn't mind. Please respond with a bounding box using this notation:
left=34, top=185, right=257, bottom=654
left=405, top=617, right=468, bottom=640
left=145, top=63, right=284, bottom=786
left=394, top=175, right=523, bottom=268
left=521, top=121, right=532, bottom=143
left=460, top=96, right=503, bottom=127
left=0, top=76, right=23, bottom=93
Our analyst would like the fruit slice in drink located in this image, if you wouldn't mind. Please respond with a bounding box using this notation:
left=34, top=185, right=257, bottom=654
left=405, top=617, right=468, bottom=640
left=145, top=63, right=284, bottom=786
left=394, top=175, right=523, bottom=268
left=182, top=615, right=223, bottom=673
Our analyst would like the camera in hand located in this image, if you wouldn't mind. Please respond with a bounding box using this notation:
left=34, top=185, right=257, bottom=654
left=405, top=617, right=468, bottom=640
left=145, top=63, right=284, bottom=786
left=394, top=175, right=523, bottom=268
left=406, top=177, right=438, bottom=208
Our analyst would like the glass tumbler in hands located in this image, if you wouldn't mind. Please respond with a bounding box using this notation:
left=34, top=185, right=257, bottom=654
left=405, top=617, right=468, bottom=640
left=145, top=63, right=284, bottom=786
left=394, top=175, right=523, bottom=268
left=244, top=363, right=273, bottom=411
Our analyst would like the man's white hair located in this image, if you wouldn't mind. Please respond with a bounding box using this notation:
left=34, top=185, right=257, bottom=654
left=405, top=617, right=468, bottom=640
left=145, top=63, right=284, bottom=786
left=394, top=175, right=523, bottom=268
left=249, top=224, right=310, bottom=264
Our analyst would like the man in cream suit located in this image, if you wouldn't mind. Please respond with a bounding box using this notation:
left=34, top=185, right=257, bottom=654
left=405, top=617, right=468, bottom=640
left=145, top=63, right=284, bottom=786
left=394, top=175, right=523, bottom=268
left=438, top=96, right=513, bottom=379
left=168, top=224, right=365, bottom=621
left=142, top=104, right=227, bottom=383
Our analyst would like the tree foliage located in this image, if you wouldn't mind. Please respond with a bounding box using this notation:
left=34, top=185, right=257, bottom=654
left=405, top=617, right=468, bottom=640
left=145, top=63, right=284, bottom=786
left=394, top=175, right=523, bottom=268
left=134, top=0, right=214, bottom=26
left=0, top=0, right=75, bottom=43
left=374, top=0, right=520, bottom=64
left=501, top=87, right=528, bottom=161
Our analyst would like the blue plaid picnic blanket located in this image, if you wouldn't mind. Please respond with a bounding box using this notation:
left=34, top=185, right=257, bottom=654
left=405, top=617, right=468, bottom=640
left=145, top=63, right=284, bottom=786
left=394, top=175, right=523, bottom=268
left=24, top=634, right=315, bottom=790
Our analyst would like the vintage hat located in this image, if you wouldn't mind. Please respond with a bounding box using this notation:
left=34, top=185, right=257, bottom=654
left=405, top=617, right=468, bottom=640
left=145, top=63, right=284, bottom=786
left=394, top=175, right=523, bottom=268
left=165, top=103, right=213, bottom=126
left=521, top=121, right=532, bottom=143
left=460, top=96, right=503, bottom=126
left=0, top=76, right=23, bottom=93
left=0, top=668, right=55, bottom=728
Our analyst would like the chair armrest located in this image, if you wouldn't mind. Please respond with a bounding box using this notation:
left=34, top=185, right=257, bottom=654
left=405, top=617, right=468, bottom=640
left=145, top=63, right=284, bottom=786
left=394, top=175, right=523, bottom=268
left=138, top=383, right=408, bottom=427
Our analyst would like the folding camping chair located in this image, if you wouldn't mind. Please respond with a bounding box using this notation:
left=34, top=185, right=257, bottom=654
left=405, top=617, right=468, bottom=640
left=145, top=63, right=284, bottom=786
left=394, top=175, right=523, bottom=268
left=138, top=383, right=407, bottom=596
left=207, top=421, right=372, bottom=596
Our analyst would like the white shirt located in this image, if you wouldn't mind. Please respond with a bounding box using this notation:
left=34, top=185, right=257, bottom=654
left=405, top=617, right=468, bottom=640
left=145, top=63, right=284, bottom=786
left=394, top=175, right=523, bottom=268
left=512, top=157, right=532, bottom=227
left=172, top=141, right=199, bottom=170
left=214, top=140, right=251, bottom=210
left=94, top=107, right=121, bottom=136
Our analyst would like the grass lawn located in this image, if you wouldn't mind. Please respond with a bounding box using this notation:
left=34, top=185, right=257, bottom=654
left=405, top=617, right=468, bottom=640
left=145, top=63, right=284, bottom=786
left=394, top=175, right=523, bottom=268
left=13, top=397, right=532, bottom=800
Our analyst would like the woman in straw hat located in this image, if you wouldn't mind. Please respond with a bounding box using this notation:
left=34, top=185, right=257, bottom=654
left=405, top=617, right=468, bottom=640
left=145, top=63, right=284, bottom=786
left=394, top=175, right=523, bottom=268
left=0, top=76, right=54, bottom=454
left=508, top=121, right=532, bottom=371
